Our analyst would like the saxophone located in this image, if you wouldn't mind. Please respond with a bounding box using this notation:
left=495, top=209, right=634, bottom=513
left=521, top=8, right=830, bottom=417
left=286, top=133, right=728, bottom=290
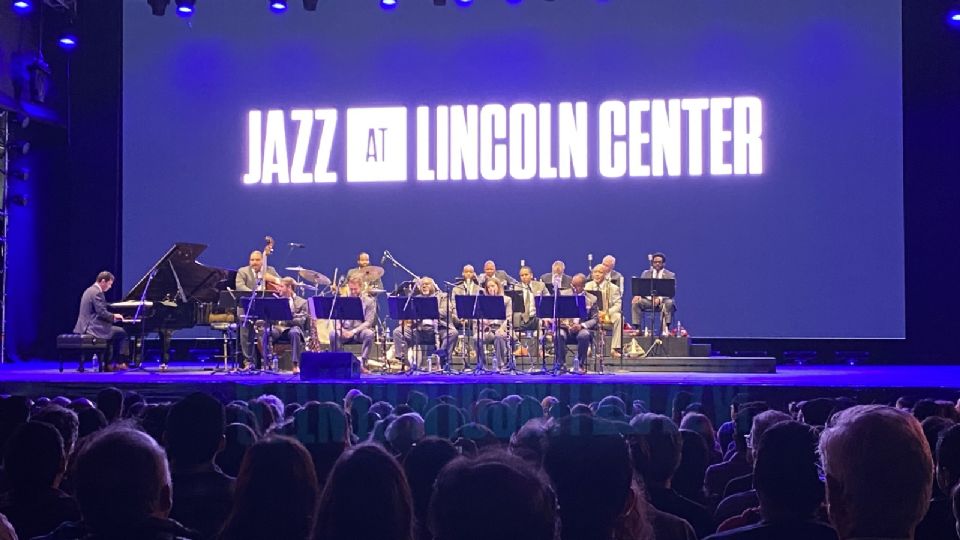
left=307, top=315, right=322, bottom=352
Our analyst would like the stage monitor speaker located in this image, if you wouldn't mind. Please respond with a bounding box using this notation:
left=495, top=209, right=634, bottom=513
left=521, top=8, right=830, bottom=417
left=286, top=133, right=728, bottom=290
left=300, top=351, right=361, bottom=380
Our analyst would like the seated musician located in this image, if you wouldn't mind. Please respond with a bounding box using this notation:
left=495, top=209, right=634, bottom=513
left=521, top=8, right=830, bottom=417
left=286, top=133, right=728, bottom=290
left=346, top=251, right=384, bottom=291
left=479, top=260, right=516, bottom=288
left=73, top=271, right=129, bottom=370
left=330, top=275, right=376, bottom=369
left=451, top=264, right=481, bottom=330
left=514, top=265, right=547, bottom=332
left=545, top=273, right=598, bottom=374
left=601, top=255, right=624, bottom=287
left=236, top=250, right=280, bottom=368
left=391, top=277, right=457, bottom=370
left=540, top=260, right=572, bottom=291
left=477, top=278, right=513, bottom=372
left=631, top=252, right=677, bottom=336
left=585, top=264, right=623, bottom=358
left=264, top=277, right=309, bottom=372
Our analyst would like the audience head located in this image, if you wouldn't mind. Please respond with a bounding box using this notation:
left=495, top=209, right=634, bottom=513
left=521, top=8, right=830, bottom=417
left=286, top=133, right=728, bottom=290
left=406, top=391, right=429, bottom=416
left=936, top=424, right=960, bottom=494
left=630, top=413, right=682, bottom=487
left=402, top=437, right=458, bottom=537
left=430, top=451, right=559, bottom=540
left=734, top=402, right=769, bottom=452
left=217, top=422, right=258, bottom=478
left=820, top=405, right=933, bottom=539
left=4, top=421, right=65, bottom=492
left=76, top=406, right=108, bottom=438
left=748, top=409, right=792, bottom=462
left=453, top=422, right=499, bottom=451
left=509, top=419, right=549, bottom=466
left=386, top=412, right=425, bottom=457
left=315, top=443, right=414, bottom=540
left=679, top=412, right=717, bottom=450
left=541, top=396, right=559, bottom=416
left=913, top=399, right=941, bottom=422
left=249, top=399, right=278, bottom=434
left=219, top=435, right=319, bottom=540
left=753, top=420, right=824, bottom=520
left=423, top=403, right=466, bottom=439
left=671, top=391, right=694, bottom=424
left=31, top=404, right=79, bottom=458
left=73, top=426, right=172, bottom=532
left=292, top=402, right=350, bottom=485
left=922, top=416, right=955, bottom=467
left=371, top=400, right=395, bottom=420
left=0, top=395, right=31, bottom=449
left=139, top=402, right=171, bottom=444
left=164, top=391, right=225, bottom=468
left=673, top=429, right=710, bottom=502
left=544, top=415, right=649, bottom=540
left=798, top=398, right=837, bottom=427
left=123, top=391, right=145, bottom=418
left=95, top=387, right=124, bottom=423
left=226, top=402, right=261, bottom=436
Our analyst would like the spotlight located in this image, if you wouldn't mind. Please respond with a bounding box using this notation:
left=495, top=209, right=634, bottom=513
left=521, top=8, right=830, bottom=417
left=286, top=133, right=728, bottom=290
left=175, top=0, right=195, bottom=17
left=506, top=0, right=521, bottom=3
left=147, top=0, right=170, bottom=16
left=949, top=6, right=960, bottom=27
left=12, top=0, right=32, bottom=14
left=302, top=0, right=318, bottom=10
left=455, top=0, right=471, bottom=5
left=380, top=0, right=397, bottom=10
left=270, top=0, right=287, bottom=12
left=58, top=25, right=78, bottom=50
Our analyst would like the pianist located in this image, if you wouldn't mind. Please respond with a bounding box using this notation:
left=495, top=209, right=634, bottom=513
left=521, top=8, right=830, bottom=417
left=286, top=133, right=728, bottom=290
left=73, top=271, right=130, bottom=370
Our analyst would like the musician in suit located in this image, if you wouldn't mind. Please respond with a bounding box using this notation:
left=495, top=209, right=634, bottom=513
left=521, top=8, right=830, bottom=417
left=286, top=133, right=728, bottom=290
left=330, top=275, right=376, bottom=367
left=264, top=277, right=309, bottom=371
left=540, top=260, right=572, bottom=292
left=451, top=264, right=481, bottom=329
left=236, top=250, right=280, bottom=367
left=546, top=273, right=598, bottom=373
left=477, top=278, right=513, bottom=371
left=602, top=255, right=624, bottom=288
left=391, top=277, right=457, bottom=370
left=514, top=266, right=547, bottom=332
left=585, top=264, right=623, bottom=356
left=631, top=252, right=677, bottom=335
left=73, top=271, right=129, bottom=369
left=346, top=252, right=384, bottom=291
left=479, top=260, right=517, bottom=288
left=235, top=251, right=280, bottom=291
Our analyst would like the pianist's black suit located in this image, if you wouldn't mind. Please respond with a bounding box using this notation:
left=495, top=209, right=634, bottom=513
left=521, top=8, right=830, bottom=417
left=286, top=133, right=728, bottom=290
left=73, top=284, right=129, bottom=359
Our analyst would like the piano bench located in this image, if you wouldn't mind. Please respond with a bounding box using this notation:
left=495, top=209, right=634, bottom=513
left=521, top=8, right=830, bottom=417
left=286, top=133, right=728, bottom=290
left=56, top=334, right=108, bottom=373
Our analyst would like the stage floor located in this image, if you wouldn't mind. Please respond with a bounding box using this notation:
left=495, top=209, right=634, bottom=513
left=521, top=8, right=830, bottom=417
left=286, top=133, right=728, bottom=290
left=1, top=362, right=958, bottom=416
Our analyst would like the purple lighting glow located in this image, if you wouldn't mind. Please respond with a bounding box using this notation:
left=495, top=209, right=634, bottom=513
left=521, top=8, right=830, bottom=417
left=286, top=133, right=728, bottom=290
left=270, top=0, right=287, bottom=13
left=380, top=0, right=397, bottom=10
left=12, top=0, right=32, bottom=14
left=949, top=9, right=960, bottom=26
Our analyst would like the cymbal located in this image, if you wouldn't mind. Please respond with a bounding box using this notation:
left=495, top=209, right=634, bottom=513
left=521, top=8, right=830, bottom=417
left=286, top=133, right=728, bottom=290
left=292, top=281, right=318, bottom=291
left=358, top=265, right=384, bottom=281
left=285, top=266, right=307, bottom=271
left=298, top=268, right=331, bottom=286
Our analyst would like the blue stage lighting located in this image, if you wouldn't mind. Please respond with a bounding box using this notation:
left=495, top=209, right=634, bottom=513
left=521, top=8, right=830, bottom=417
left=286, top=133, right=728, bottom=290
left=270, top=0, right=288, bottom=13
left=58, top=31, right=78, bottom=50
left=12, top=0, right=32, bottom=14
left=380, top=0, right=397, bottom=10
left=175, top=0, right=195, bottom=17
left=455, top=0, right=472, bottom=6
left=949, top=8, right=960, bottom=27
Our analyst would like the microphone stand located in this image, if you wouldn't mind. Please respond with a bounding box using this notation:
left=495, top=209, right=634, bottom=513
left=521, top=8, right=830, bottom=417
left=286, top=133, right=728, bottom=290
left=240, top=273, right=263, bottom=373
left=127, top=268, right=157, bottom=372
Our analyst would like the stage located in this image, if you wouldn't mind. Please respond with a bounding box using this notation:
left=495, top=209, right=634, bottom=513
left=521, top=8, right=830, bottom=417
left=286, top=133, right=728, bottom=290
left=2, top=361, right=957, bottom=420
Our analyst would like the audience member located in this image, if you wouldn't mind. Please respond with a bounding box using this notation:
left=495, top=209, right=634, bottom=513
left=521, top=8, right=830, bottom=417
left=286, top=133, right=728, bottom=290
left=216, top=423, right=257, bottom=478
left=403, top=437, right=458, bottom=540
left=510, top=419, right=549, bottom=467
left=30, top=405, right=79, bottom=459
left=916, top=424, right=960, bottom=540
left=94, top=388, right=123, bottom=423
left=681, top=413, right=722, bottom=464
left=705, top=404, right=766, bottom=499
left=292, top=402, right=350, bottom=486
left=819, top=405, right=933, bottom=540
left=164, top=392, right=234, bottom=539
left=314, top=443, right=414, bottom=540
left=0, top=422, right=80, bottom=539
left=217, top=436, right=318, bottom=540
left=225, top=403, right=260, bottom=437
left=673, top=429, right=710, bottom=505
left=423, top=403, right=466, bottom=439
left=430, top=451, right=559, bottom=540
left=630, top=413, right=713, bottom=538
left=37, top=426, right=200, bottom=540
left=139, top=403, right=171, bottom=445
left=386, top=413, right=425, bottom=458
left=75, top=408, right=107, bottom=439
left=544, top=415, right=653, bottom=540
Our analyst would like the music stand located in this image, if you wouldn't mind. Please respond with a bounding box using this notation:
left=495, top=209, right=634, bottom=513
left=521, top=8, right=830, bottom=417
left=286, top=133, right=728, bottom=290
left=584, top=289, right=607, bottom=374
left=631, top=277, right=676, bottom=335
left=535, top=295, right=588, bottom=374
left=309, top=296, right=365, bottom=354
left=388, top=296, right=441, bottom=374
left=239, top=297, right=293, bottom=372
left=505, top=290, right=535, bottom=371
left=454, top=295, right=507, bottom=373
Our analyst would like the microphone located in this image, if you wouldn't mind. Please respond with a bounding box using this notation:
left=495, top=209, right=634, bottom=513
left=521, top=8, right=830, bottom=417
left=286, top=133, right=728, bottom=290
left=289, top=242, right=306, bottom=248
left=588, top=253, right=593, bottom=270
left=381, top=251, right=388, bottom=265
left=520, top=259, right=526, bottom=267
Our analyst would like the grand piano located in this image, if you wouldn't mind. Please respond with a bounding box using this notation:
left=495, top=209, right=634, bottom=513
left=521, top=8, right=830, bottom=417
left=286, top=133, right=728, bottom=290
left=111, top=243, right=228, bottom=365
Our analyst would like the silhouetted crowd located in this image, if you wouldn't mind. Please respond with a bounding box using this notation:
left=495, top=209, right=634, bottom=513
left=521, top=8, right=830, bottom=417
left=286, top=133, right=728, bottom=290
left=0, top=387, right=957, bottom=540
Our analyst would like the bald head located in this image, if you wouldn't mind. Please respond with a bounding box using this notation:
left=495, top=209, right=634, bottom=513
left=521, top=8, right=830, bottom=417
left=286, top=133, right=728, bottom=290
left=571, top=273, right=587, bottom=292
left=248, top=251, right=263, bottom=271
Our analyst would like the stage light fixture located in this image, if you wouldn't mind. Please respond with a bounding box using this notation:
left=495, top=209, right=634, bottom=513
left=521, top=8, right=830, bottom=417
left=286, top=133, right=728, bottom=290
left=12, top=0, right=32, bottom=14
left=455, top=0, right=471, bottom=5
left=147, top=0, right=170, bottom=16
left=270, top=0, right=287, bottom=13
left=58, top=25, right=78, bottom=50
left=302, top=0, right=318, bottom=10
left=506, top=0, right=522, bottom=4
left=380, top=0, right=397, bottom=10
left=949, top=5, right=960, bottom=27
left=175, top=0, right=195, bottom=17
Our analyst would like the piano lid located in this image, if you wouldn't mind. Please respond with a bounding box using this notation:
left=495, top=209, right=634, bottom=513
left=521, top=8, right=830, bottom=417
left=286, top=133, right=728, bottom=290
left=123, top=243, right=228, bottom=304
